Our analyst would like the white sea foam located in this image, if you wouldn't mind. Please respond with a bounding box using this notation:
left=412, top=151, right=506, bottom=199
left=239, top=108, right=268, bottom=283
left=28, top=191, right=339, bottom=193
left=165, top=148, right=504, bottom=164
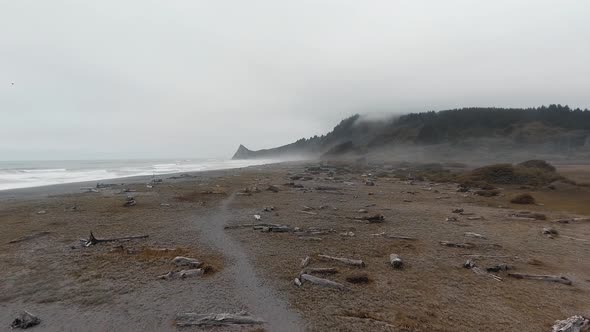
left=0, top=158, right=277, bottom=191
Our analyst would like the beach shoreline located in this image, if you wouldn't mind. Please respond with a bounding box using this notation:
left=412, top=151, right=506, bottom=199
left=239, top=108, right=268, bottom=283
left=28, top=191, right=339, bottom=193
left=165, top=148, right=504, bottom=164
left=0, top=160, right=294, bottom=200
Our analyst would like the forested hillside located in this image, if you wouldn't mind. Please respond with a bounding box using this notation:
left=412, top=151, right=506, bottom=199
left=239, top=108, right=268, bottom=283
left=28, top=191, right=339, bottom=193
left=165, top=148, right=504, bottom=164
left=232, top=105, right=590, bottom=160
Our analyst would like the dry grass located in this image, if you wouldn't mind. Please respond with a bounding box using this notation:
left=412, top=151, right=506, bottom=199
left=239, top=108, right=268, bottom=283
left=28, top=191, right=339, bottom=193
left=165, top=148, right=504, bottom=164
left=460, top=163, right=563, bottom=186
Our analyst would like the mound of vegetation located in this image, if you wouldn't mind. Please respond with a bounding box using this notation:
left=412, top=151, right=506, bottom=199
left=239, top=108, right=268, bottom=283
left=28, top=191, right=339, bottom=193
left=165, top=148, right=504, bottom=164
left=460, top=163, right=563, bottom=186
left=518, top=159, right=557, bottom=172
left=510, top=193, right=536, bottom=204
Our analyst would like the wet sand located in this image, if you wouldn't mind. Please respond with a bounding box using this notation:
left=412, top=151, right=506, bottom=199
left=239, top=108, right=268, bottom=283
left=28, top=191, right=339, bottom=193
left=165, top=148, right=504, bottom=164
left=1, top=161, right=589, bottom=331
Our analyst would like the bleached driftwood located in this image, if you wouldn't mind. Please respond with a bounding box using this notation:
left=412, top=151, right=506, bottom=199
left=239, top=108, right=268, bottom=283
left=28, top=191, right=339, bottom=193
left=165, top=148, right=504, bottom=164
left=260, top=226, right=291, bottom=233
left=385, top=235, right=416, bottom=240
left=299, top=210, right=318, bottom=215
left=464, top=260, right=503, bottom=281
left=302, top=267, right=338, bottom=275
left=300, top=274, right=345, bottom=290
left=389, top=254, right=403, bottom=269
left=294, top=277, right=302, bottom=286
left=552, top=315, right=590, bottom=332
left=176, top=311, right=265, bottom=327
left=439, top=241, right=474, bottom=249
left=318, top=254, right=365, bottom=267
left=80, top=232, right=148, bottom=247
left=464, top=232, right=486, bottom=239
left=508, top=273, right=572, bottom=285
left=172, top=256, right=203, bottom=268
left=301, top=256, right=311, bottom=268
left=158, top=269, right=204, bottom=280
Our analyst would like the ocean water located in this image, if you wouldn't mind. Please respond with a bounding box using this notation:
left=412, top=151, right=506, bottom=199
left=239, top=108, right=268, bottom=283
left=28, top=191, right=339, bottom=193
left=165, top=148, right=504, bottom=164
left=0, top=158, right=276, bottom=191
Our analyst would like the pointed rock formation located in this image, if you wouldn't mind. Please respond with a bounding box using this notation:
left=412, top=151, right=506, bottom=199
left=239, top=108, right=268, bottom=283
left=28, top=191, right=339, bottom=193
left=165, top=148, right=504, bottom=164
left=232, top=144, right=253, bottom=160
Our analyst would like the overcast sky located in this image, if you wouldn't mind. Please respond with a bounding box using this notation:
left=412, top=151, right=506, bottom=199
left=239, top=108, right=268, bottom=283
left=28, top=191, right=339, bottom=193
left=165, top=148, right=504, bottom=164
left=1, top=1, right=589, bottom=160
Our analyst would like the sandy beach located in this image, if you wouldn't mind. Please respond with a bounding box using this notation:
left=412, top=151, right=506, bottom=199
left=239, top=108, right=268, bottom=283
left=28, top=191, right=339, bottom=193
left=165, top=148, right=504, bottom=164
left=1, top=161, right=590, bottom=331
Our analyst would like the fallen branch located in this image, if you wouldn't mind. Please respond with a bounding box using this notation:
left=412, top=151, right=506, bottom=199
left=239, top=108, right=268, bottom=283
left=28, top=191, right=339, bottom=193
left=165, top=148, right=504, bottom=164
left=318, top=254, right=365, bottom=267
left=464, top=232, right=486, bottom=239
left=439, top=241, right=474, bottom=249
left=8, top=231, right=51, bottom=244
left=354, top=214, right=385, bottom=223
left=302, top=267, right=338, bottom=275
left=80, top=231, right=149, bottom=247
left=158, top=269, right=204, bottom=280
left=260, top=225, right=292, bottom=233
left=175, top=311, right=265, bottom=327
left=385, top=235, right=416, bottom=240
left=299, top=210, right=318, bottom=215
left=300, top=273, right=345, bottom=290
left=301, top=256, right=310, bottom=268
left=508, top=273, right=572, bottom=285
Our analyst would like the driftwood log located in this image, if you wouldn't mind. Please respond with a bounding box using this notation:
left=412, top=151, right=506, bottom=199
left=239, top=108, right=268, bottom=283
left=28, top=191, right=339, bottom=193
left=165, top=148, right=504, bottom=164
left=10, top=311, right=41, bottom=329
left=299, top=210, right=318, bottom=215
left=301, top=256, right=311, bottom=268
left=8, top=231, right=51, bottom=244
left=260, top=226, right=291, bottom=233
left=176, top=311, right=265, bottom=327
left=439, top=241, right=474, bottom=249
left=385, top=235, right=416, bottom=240
left=464, top=232, right=486, bottom=239
left=302, top=267, right=338, bottom=275
left=552, top=315, right=590, bottom=332
left=508, top=273, right=572, bottom=285
left=81, top=232, right=148, bottom=247
left=158, top=269, right=204, bottom=280
left=318, top=254, right=365, bottom=267
left=300, top=274, right=345, bottom=290
left=389, top=254, right=403, bottom=269
left=354, top=214, right=385, bottom=223
left=172, top=256, right=203, bottom=268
